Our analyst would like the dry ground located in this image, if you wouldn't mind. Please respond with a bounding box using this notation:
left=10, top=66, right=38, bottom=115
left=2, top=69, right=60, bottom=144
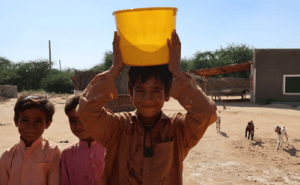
left=1, top=94, right=300, bottom=185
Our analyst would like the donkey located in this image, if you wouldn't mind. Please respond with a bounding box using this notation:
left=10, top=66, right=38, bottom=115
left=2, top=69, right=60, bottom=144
left=245, top=120, right=254, bottom=140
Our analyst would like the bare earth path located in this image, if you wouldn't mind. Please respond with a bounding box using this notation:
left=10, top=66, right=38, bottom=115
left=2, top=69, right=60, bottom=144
left=1, top=95, right=300, bottom=185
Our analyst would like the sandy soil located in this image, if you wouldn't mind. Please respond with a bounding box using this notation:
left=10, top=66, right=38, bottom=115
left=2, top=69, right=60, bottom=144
left=1, top=94, right=300, bottom=185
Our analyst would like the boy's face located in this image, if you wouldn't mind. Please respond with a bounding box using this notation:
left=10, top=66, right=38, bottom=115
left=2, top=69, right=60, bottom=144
left=67, top=108, right=91, bottom=140
left=130, top=77, right=170, bottom=119
left=15, top=108, right=50, bottom=146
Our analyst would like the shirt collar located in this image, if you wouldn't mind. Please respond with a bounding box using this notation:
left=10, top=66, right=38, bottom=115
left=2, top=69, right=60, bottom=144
left=79, top=139, right=98, bottom=148
left=130, top=110, right=169, bottom=122
left=19, top=136, right=43, bottom=149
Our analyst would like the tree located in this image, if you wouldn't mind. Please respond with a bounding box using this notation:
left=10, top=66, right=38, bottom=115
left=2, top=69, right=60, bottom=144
left=191, top=43, right=254, bottom=78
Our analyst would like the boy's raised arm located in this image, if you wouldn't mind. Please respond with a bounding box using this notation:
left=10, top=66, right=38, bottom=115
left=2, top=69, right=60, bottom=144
left=75, top=31, right=125, bottom=147
left=167, top=30, right=217, bottom=156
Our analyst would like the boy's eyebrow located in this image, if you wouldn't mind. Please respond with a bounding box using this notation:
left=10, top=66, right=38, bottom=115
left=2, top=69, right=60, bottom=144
left=153, top=87, right=164, bottom=90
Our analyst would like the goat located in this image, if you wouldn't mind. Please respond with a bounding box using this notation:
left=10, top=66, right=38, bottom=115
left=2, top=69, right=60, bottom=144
left=274, top=126, right=289, bottom=150
left=216, top=115, right=221, bottom=133
left=245, top=120, right=254, bottom=140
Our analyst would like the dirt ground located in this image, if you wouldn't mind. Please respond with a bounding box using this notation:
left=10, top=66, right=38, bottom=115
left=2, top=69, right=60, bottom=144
left=1, top=94, right=300, bottom=185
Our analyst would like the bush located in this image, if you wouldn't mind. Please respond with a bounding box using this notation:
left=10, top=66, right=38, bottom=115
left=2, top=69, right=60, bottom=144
left=40, top=69, right=75, bottom=94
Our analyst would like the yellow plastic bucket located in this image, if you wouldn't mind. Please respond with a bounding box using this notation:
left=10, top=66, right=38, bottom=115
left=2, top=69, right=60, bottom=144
left=113, top=7, right=178, bottom=66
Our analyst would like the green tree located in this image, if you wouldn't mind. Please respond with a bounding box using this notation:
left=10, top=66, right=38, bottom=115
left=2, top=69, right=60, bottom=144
left=0, top=57, right=15, bottom=84
left=180, top=58, right=193, bottom=72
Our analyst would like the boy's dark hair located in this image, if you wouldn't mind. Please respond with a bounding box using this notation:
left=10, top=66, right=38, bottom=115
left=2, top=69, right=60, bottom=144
left=65, top=96, right=80, bottom=115
left=14, top=95, right=55, bottom=124
left=128, top=64, right=173, bottom=95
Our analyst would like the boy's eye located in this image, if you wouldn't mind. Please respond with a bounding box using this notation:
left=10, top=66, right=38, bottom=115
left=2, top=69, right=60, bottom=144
left=136, top=90, right=144, bottom=93
left=153, top=90, right=161, bottom=93
left=22, top=119, right=29, bottom=122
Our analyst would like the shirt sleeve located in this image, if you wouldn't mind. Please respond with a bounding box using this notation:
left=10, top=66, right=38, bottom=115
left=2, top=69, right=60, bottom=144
left=0, top=151, right=9, bottom=185
left=48, top=145, right=61, bottom=185
left=60, top=150, right=70, bottom=185
left=170, top=72, right=217, bottom=158
left=75, top=70, right=128, bottom=147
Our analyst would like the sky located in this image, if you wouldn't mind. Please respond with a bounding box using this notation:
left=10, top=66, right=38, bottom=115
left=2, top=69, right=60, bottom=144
left=0, top=0, right=299, bottom=70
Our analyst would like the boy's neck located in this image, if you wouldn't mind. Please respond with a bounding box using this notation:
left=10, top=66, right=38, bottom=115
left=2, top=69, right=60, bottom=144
left=138, top=111, right=162, bottom=132
left=81, top=136, right=95, bottom=148
left=21, top=137, right=35, bottom=148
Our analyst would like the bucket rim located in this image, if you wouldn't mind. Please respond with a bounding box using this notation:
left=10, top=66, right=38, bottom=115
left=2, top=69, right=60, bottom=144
left=112, top=7, right=178, bottom=15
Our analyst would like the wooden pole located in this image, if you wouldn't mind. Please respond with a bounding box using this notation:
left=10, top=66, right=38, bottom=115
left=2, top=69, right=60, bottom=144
left=49, top=40, right=52, bottom=76
left=219, top=97, right=227, bottom=110
left=59, top=60, right=61, bottom=71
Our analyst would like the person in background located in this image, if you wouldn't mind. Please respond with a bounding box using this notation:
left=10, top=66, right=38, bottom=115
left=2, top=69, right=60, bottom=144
left=61, top=95, right=105, bottom=185
left=0, top=95, right=61, bottom=185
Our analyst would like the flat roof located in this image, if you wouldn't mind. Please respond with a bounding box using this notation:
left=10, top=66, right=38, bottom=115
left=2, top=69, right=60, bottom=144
left=189, top=61, right=253, bottom=77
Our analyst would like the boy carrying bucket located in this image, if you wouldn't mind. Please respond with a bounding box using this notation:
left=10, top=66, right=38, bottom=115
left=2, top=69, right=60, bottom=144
left=75, top=30, right=217, bottom=185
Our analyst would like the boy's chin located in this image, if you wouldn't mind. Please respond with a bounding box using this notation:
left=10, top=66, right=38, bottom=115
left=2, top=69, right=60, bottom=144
left=138, top=110, right=161, bottom=118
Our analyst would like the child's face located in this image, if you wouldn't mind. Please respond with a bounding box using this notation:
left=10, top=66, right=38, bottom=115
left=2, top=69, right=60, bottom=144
left=130, top=77, right=170, bottom=119
left=15, top=108, right=50, bottom=146
left=67, top=108, right=91, bottom=140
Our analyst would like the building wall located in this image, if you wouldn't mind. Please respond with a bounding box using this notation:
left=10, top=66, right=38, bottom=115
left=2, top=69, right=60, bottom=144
left=0, top=85, right=18, bottom=98
left=254, top=49, right=300, bottom=103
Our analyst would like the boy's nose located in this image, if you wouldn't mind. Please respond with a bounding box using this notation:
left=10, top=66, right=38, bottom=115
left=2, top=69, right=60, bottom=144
left=143, top=92, right=153, bottom=101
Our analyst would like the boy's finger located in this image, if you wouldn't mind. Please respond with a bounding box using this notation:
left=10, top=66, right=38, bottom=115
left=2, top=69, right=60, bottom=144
left=167, top=38, right=173, bottom=52
left=113, top=31, right=117, bottom=45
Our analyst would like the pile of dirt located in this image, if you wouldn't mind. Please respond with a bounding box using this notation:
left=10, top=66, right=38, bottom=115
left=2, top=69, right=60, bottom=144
left=105, top=94, right=135, bottom=112
left=0, top=96, right=7, bottom=103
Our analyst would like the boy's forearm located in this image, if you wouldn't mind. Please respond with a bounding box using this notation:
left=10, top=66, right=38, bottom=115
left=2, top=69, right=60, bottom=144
left=109, top=65, right=123, bottom=80
left=76, top=70, right=119, bottom=146
left=170, top=72, right=217, bottom=122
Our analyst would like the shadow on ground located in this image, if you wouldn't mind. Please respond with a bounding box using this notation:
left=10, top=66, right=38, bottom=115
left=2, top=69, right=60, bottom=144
left=251, top=139, right=265, bottom=147
left=283, top=145, right=300, bottom=157
left=219, top=131, right=229, bottom=138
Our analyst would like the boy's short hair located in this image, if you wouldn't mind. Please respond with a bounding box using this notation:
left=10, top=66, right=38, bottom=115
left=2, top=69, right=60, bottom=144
left=65, top=96, right=80, bottom=115
left=14, top=95, right=55, bottom=124
left=128, top=64, right=173, bottom=95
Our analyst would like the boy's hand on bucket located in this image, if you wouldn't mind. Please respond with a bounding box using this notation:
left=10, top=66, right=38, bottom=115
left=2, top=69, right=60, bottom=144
left=167, top=30, right=183, bottom=79
left=110, top=31, right=124, bottom=80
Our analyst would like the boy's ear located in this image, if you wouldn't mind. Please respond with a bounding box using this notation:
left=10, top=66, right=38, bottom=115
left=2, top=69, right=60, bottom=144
left=165, top=92, right=170, bottom=102
left=127, top=88, right=133, bottom=101
left=45, top=121, right=52, bottom=129
left=14, top=120, right=18, bottom=127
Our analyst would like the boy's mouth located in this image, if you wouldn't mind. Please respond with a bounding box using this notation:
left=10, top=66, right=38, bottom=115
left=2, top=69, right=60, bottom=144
left=141, top=105, right=156, bottom=108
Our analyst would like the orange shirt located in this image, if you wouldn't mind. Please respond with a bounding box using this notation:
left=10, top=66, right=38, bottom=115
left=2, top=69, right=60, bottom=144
left=0, top=137, right=61, bottom=185
left=76, top=71, right=217, bottom=185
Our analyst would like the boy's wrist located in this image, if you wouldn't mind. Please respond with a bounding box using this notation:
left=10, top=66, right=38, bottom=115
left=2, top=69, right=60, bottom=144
left=109, top=65, right=122, bottom=80
left=173, top=70, right=184, bottom=79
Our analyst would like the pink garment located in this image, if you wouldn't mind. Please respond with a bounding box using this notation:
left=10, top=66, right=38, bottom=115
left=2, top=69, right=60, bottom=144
left=0, top=137, right=61, bottom=185
left=61, top=140, right=106, bottom=185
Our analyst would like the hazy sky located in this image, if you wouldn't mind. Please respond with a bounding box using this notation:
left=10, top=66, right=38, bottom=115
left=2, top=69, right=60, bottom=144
left=0, top=0, right=299, bottom=70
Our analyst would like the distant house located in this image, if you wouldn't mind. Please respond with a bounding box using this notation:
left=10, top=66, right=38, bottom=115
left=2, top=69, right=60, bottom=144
left=251, top=49, right=300, bottom=104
